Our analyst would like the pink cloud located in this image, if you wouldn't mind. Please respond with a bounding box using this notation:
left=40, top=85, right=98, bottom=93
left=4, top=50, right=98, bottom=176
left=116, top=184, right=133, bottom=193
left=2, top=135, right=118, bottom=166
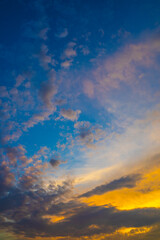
left=83, top=80, right=94, bottom=98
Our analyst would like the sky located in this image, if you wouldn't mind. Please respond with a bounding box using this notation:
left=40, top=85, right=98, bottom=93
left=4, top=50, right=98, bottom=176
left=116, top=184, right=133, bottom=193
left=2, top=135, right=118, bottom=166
left=0, top=0, right=160, bottom=239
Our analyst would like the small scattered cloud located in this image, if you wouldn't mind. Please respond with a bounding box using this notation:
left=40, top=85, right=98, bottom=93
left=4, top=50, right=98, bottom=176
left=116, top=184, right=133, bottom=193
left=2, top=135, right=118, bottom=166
left=60, top=108, right=81, bottom=121
left=55, top=28, right=68, bottom=38
left=111, top=28, right=131, bottom=40
left=79, top=45, right=90, bottom=55
left=0, top=86, right=9, bottom=98
left=0, top=165, right=15, bottom=194
left=39, top=70, right=57, bottom=109
left=50, top=158, right=61, bottom=168
left=5, top=145, right=28, bottom=165
left=64, top=48, right=77, bottom=58
left=39, top=27, right=49, bottom=40
left=74, top=122, right=106, bottom=148
left=74, top=121, right=91, bottom=129
left=38, top=44, right=53, bottom=69
left=61, top=59, right=73, bottom=68
left=23, top=108, right=55, bottom=131
left=61, top=42, right=77, bottom=68
left=15, top=74, right=26, bottom=87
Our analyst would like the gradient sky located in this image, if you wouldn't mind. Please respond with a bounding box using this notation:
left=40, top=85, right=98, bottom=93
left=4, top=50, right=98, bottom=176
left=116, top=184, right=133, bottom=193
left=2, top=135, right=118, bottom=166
left=0, top=0, right=160, bottom=239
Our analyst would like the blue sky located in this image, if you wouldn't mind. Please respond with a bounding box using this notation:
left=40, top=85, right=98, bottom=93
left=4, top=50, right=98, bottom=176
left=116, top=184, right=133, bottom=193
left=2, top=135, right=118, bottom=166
left=0, top=0, right=160, bottom=239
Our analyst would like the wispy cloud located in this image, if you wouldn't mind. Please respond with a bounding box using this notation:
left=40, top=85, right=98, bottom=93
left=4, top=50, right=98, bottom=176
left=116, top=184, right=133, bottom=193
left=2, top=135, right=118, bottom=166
left=61, top=42, right=77, bottom=68
left=39, top=70, right=57, bottom=109
left=80, top=174, right=141, bottom=197
left=55, top=28, right=68, bottom=38
left=84, top=32, right=160, bottom=107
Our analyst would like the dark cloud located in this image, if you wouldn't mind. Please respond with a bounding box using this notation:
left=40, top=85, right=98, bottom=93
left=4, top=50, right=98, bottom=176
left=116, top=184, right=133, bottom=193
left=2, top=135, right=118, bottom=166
left=75, top=124, right=106, bottom=147
left=12, top=205, right=160, bottom=238
left=78, top=127, right=94, bottom=146
left=79, top=127, right=92, bottom=139
left=80, top=174, right=141, bottom=198
left=0, top=161, right=159, bottom=239
left=0, top=188, right=26, bottom=212
left=49, top=158, right=61, bottom=168
left=0, top=177, right=73, bottom=234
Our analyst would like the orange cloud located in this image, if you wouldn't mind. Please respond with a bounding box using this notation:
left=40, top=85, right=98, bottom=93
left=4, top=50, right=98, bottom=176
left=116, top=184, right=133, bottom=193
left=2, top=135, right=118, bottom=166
left=81, top=165, right=160, bottom=210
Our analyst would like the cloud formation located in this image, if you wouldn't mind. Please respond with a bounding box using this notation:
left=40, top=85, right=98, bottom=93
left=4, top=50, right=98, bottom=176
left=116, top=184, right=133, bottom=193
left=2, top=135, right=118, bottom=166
left=55, top=28, right=68, bottom=38
left=60, top=108, right=81, bottom=121
left=80, top=174, right=141, bottom=198
left=39, top=70, right=57, bottom=109
left=49, top=158, right=61, bottom=168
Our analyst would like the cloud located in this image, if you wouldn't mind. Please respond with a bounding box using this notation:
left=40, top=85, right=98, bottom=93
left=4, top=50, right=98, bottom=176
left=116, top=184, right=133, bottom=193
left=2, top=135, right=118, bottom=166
left=61, top=42, right=77, bottom=68
left=22, top=70, right=58, bottom=131
left=19, top=174, right=38, bottom=190
left=39, top=70, right=57, bottom=109
left=5, top=145, right=28, bottom=165
left=0, top=165, right=15, bottom=194
left=74, top=121, right=91, bottom=129
left=80, top=157, right=160, bottom=211
left=60, top=108, right=81, bottom=121
left=11, top=205, right=160, bottom=238
left=50, top=158, right=61, bottom=168
left=81, top=33, right=160, bottom=124
left=74, top=123, right=107, bottom=148
left=83, top=80, right=94, bottom=98
left=61, top=59, right=73, bottom=68
left=0, top=148, right=159, bottom=239
left=23, top=107, right=56, bottom=131
left=0, top=177, right=73, bottom=233
left=38, top=44, right=53, bottom=70
left=64, top=48, right=77, bottom=58
left=15, top=74, right=26, bottom=87
left=22, top=69, right=58, bottom=131
left=80, top=174, right=141, bottom=197
left=92, top=32, right=160, bottom=95
left=55, top=28, right=68, bottom=38
left=81, top=46, right=90, bottom=55
left=72, top=107, right=160, bottom=189
left=2, top=130, right=23, bottom=144
left=78, top=127, right=94, bottom=147
left=0, top=86, right=9, bottom=98
left=79, top=127, right=92, bottom=140
left=39, top=27, right=49, bottom=40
